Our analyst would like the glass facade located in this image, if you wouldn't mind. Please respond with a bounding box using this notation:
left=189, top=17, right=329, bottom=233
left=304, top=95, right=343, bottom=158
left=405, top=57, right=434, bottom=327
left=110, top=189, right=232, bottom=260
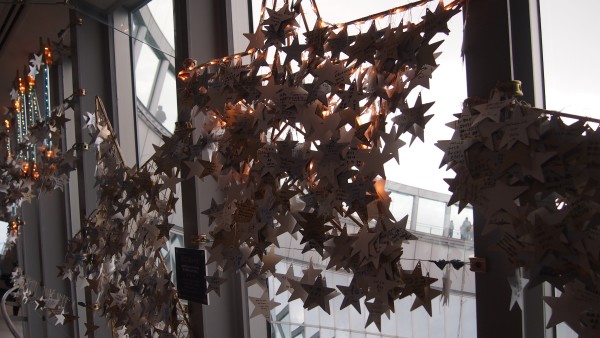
left=537, top=2, right=599, bottom=336
left=131, top=0, right=178, bottom=133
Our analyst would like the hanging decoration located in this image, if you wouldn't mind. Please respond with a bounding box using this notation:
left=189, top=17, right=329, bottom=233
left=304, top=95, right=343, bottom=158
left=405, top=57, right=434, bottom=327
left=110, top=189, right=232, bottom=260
left=438, top=83, right=600, bottom=337
left=11, top=269, right=78, bottom=326
left=0, top=40, right=78, bottom=240
left=58, top=98, right=192, bottom=337
left=174, top=0, right=463, bottom=329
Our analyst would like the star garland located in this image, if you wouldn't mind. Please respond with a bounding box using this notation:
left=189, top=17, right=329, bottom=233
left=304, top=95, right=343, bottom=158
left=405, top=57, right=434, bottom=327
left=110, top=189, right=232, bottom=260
left=59, top=98, right=192, bottom=337
left=11, top=269, right=78, bottom=326
left=175, top=0, right=463, bottom=329
left=0, top=40, right=79, bottom=248
left=438, top=84, right=600, bottom=337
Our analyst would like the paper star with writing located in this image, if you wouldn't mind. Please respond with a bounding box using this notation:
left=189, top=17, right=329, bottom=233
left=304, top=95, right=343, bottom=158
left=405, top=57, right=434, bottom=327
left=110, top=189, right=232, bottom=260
left=357, top=146, right=393, bottom=179
left=365, top=301, right=391, bottom=331
left=312, top=59, right=350, bottom=90
left=410, top=284, right=442, bottom=315
left=543, top=281, right=600, bottom=336
left=479, top=181, right=528, bottom=218
left=304, top=21, right=330, bottom=57
left=337, top=280, right=364, bottom=313
left=345, top=22, right=378, bottom=66
left=336, top=81, right=368, bottom=113
left=185, top=159, right=221, bottom=180
left=274, top=265, right=297, bottom=295
left=392, top=93, right=434, bottom=144
left=350, top=226, right=377, bottom=263
left=472, top=92, right=512, bottom=126
left=399, top=262, right=437, bottom=302
left=326, top=27, right=352, bottom=60
left=243, top=28, right=266, bottom=52
left=498, top=105, right=540, bottom=149
left=260, top=246, right=282, bottom=275
left=249, top=292, right=280, bottom=320
left=205, top=269, right=227, bottom=296
left=301, top=275, right=338, bottom=314
left=264, top=6, right=297, bottom=31
left=281, top=37, right=306, bottom=65
left=436, top=137, right=474, bottom=170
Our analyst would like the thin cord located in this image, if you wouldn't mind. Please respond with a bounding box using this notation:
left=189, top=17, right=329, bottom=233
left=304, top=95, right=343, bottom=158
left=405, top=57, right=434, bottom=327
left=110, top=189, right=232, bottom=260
left=15, top=1, right=177, bottom=59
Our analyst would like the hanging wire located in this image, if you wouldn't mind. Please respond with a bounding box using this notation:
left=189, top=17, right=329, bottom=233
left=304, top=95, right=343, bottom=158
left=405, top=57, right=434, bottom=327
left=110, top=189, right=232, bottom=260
left=191, top=0, right=465, bottom=70
left=2, top=0, right=177, bottom=59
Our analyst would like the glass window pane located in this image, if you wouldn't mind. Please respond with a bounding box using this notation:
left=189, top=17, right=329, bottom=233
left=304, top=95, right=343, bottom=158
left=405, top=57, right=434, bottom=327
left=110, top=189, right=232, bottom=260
left=134, top=43, right=159, bottom=106
left=389, top=192, right=414, bottom=224
left=0, top=221, right=8, bottom=254
left=148, top=0, right=175, bottom=49
left=415, top=198, right=446, bottom=236
left=449, top=205, right=473, bottom=240
left=540, top=0, right=599, bottom=118
left=132, top=0, right=177, bottom=133
left=156, top=71, right=178, bottom=131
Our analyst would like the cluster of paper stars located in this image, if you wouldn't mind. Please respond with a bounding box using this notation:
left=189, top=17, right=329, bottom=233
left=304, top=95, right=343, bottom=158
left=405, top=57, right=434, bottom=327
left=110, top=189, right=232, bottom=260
left=175, top=0, right=462, bottom=329
left=438, top=88, right=600, bottom=336
left=57, top=98, right=190, bottom=337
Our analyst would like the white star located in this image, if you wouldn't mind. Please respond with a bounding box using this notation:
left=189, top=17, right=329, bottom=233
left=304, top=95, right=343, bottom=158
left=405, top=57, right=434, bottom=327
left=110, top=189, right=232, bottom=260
left=28, top=64, right=39, bottom=78
left=83, top=111, right=97, bottom=130
left=54, top=309, right=66, bottom=326
left=30, top=53, right=43, bottom=70
left=508, top=271, right=528, bottom=310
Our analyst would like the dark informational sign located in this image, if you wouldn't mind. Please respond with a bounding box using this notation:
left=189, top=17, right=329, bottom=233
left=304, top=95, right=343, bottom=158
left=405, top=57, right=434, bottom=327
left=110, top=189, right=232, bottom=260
left=175, top=248, right=207, bottom=304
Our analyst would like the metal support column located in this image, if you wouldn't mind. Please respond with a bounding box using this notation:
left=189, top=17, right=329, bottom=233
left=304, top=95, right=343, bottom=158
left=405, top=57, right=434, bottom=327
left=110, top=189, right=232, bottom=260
left=463, top=0, right=522, bottom=337
left=464, top=0, right=547, bottom=336
left=174, top=0, right=261, bottom=337
left=69, top=5, right=114, bottom=337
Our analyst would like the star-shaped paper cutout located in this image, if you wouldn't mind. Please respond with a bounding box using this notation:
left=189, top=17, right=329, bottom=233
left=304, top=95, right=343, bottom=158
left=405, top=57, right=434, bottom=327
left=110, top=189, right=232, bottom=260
left=337, top=281, right=364, bottom=313
left=301, top=275, right=338, bottom=314
left=31, top=53, right=43, bottom=70
left=206, top=269, right=227, bottom=296
left=249, top=292, right=280, bottom=320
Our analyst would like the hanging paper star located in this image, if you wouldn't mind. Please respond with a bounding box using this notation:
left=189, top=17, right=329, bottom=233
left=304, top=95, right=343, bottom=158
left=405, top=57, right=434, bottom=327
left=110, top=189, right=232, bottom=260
left=249, top=292, right=280, bottom=320
left=30, top=53, right=43, bottom=70
left=301, top=275, right=338, bottom=314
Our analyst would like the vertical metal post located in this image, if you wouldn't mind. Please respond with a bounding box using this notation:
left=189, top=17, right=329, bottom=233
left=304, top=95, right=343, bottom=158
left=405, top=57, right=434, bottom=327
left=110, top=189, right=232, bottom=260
left=174, top=1, right=258, bottom=337
left=410, top=196, right=419, bottom=231
left=69, top=6, right=114, bottom=338
left=173, top=0, right=203, bottom=336
left=20, top=201, right=46, bottom=338
left=463, top=0, right=523, bottom=337
left=508, top=1, right=548, bottom=337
